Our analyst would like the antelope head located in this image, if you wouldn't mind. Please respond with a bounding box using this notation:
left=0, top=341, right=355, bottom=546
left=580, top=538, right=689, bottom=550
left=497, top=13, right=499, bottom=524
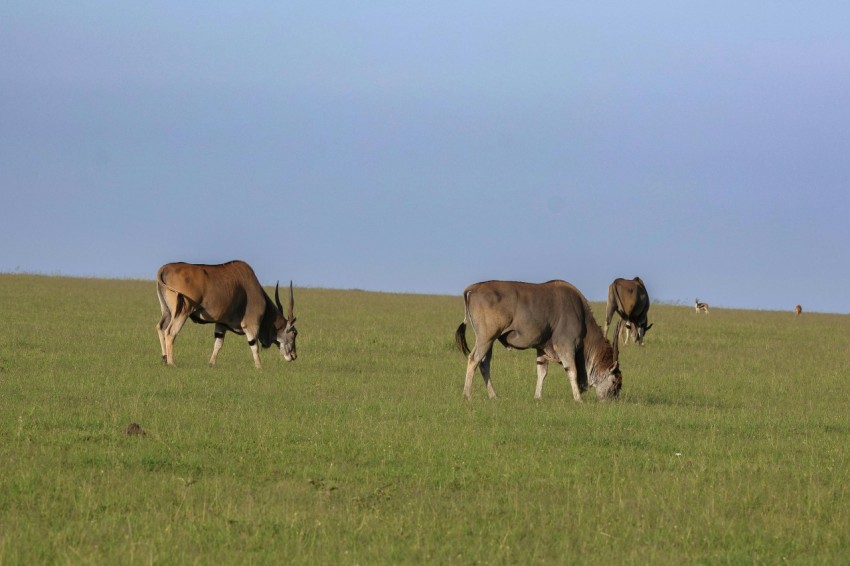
left=274, top=281, right=298, bottom=361
left=596, top=321, right=623, bottom=400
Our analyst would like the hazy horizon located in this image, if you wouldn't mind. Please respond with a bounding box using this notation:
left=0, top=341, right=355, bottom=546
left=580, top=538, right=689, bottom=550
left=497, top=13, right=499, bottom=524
left=0, top=269, right=837, bottom=315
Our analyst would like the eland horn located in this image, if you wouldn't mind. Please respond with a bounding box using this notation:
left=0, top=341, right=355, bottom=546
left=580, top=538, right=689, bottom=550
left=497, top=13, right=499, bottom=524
left=275, top=281, right=284, bottom=314
left=288, top=280, right=295, bottom=320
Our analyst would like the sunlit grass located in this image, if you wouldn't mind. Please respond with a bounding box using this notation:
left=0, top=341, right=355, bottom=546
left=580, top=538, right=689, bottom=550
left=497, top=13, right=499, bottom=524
left=1, top=274, right=848, bottom=563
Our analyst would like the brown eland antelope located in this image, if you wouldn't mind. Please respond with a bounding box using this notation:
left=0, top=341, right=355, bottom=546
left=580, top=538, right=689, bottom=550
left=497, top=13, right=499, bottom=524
left=156, top=261, right=297, bottom=368
left=795, top=305, right=802, bottom=316
left=694, top=298, right=709, bottom=313
left=455, top=280, right=622, bottom=402
left=603, top=277, right=652, bottom=346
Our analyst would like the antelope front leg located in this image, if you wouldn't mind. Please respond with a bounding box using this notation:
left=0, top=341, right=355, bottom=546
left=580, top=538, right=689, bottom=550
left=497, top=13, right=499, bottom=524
left=565, top=365, right=583, bottom=402
left=535, top=354, right=549, bottom=399
left=555, top=349, right=582, bottom=402
left=242, top=322, right=263, bottom=369
left=209, top=325, right=227, bottom=367
left=247, top=338, right=262, bottom=369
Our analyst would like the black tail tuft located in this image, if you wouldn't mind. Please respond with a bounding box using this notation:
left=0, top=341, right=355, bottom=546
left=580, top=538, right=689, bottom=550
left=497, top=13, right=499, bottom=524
left=455, top=322, right=470, bottom=355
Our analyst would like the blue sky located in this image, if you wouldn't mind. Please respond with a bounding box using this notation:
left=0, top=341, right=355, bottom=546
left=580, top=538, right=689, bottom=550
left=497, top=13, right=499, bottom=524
left=2, top=2, right=849, bottom=312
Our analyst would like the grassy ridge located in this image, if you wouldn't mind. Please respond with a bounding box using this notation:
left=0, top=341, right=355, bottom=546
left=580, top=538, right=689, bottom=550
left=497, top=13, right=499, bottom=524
left=1, top=274, right=848, bottom=564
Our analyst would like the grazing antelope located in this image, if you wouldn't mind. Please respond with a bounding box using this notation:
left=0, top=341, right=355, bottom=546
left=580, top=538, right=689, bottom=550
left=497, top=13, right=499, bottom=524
left=603, top=276, right=652, bottom=346
left=156, top=261, right=297, bottom=368
left=795, top=305, right=802, bottom=316
left=455, top=280, right=622, bottom=402
left=694, top=298, right=709, bottom=313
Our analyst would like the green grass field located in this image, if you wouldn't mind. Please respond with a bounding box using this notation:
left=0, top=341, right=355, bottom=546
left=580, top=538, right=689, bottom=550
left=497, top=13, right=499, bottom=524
left=1, top=274, right=848, bottom=564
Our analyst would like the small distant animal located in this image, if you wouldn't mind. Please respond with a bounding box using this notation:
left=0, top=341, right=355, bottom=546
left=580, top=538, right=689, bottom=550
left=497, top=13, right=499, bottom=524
left=694, top=298, right=709, bottom=313
left=156, top=260, right=297, bottom=368
left=795, top=305, right=802, bottom=316
left=603, top=277, right=652, bottom=346
left=126, top=423, right=146, bottom=436
left=455, top=280, right=622, bottom=402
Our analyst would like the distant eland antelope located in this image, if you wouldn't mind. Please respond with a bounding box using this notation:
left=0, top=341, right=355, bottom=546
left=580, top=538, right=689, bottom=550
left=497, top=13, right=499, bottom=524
left=795, top=305, right=802, bottom=316
left=455, top=280, right=622, bottom=402
left=603, top=277, right=652, bottom=346
left=156, top=261, right=297, bottom=368
left=694, top=298, right=709, bottom=313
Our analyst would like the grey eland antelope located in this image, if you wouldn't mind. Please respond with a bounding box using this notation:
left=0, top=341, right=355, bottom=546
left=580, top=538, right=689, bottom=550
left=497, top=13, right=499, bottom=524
left=455, top=280, right=622, bottom=402
left=603, top=276, right=653, bottom=346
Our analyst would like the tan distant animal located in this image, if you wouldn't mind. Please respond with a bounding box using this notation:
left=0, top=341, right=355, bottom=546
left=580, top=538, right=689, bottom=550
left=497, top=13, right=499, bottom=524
left=603, top=277, right=652, bottom=346
left=694, top=298, right=709, bottom=313
left=795, top=305, right=802, bottom=316
left=156, top=261, right=297, bottom=368
left=455, top=280, right=622, bottom=402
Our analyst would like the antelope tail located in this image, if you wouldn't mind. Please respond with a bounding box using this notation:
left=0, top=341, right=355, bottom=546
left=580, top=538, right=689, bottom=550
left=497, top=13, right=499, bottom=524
left=455, top=323, right=470, bottom=355
left=455, top=291, right=472, bottom=355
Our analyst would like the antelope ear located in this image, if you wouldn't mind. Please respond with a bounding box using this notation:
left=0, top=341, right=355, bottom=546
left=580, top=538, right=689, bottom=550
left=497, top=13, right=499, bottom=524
left=611, top=361, right=620, bottom=373
left=288, top=317, right=297, bottom=326
left=645, top=323, right=654, bottom=331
